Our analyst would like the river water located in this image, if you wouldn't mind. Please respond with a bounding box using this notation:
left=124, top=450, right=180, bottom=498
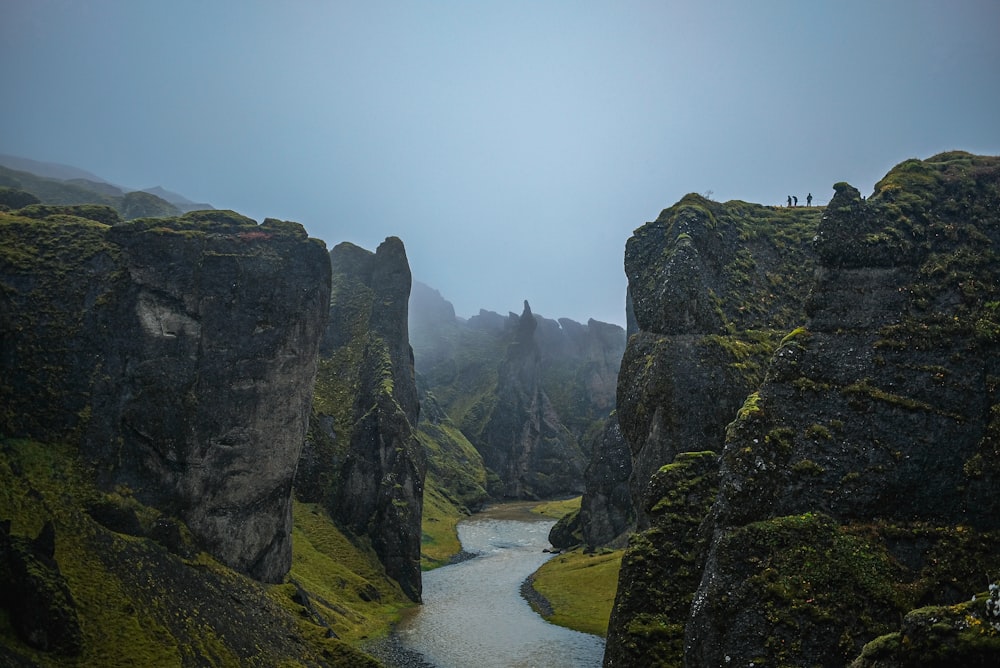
left=392, top=503, right=605, bottom=668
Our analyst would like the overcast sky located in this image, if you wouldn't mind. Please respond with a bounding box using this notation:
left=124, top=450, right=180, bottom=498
left=2, top=1, right=998, bottom=326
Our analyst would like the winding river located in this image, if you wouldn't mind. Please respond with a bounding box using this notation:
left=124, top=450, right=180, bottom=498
left=393, top=503, right=605, bottom=668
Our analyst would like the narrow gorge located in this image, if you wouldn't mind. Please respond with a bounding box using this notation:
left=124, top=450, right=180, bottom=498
left=2, top=151, right=999, bottom=667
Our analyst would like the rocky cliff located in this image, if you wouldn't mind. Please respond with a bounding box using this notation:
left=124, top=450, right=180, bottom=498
left=605, top=152, right=1000, bottom=666
left=409, top=283, right=626, bottom=500
left=1, top=208, right=331, bottom=583
left=616, top=194, right=821, bottom=530
left=297, top=237, right=426, bottom=602
left=0, top=205, right=403, bottom=665
left=475, top=301, right=586, bottom=497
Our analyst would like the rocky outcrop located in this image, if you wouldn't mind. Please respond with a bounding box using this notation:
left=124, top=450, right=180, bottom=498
left=686, top=153, right=1000, bottom=667
left=475, top=301, right=586, bottom=498
left=603, top=450, right=717, bottom=665
left=0, top=521, right=82, bottom=656
left=409, top=285, right=626, bottom=500
left=0, top=209, right=331, bottom=583
left=578, top=415, right=634, bottom=548
left=605, top=152, right=1000, bottom=667
left=616, top=195, right=820, bottom=529
left=297, top=238, right=426, bottom=602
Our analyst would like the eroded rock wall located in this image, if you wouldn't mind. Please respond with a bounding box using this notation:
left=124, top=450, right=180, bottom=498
left=0, top=210, right=331, bottom=583
left=476, top=301, right=587, bottom=498
left=605, top=152, right=1000, bottom=667
left=409, top=286, right=625, bottom=500
left=686, top=154, right=1000, bottom=667
left=298, top=237, right=426, bottom=602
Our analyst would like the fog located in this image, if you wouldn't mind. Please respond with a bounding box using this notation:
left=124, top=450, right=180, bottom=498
left=2, top=0, right=999, bottom=326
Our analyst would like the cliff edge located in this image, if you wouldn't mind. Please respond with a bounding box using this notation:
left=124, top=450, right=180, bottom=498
left=606, top=152, right=1000, bottom=667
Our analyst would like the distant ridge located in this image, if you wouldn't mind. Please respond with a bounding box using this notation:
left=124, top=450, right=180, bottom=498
left=140, top=185, right=214, bottom=212
left=0, top=153, right=111, bottom=184
left=0, top=153, right=213, bottom=212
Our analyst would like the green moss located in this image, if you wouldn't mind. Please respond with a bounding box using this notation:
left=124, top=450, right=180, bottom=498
left=841, top=378, right=961, bottom=418
left=854, top=595, right=1000, bottom=666
left=780, top=326, right=812, bottom=346
left=792, top=459, right=826, bottom=475
left=287, top=500, right=412, bottom=643
left=0, top=438, right=396, bottom=665
left=804, top=423, right=832, bottom=440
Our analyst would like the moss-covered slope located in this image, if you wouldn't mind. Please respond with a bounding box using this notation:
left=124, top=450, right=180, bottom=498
left=0, top=438, right=390, bottom=666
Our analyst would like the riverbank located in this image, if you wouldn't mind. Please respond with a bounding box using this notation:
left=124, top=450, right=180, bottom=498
left=361, top=634, right=435, bottom=668
left=392, top=505, right=605, bottom=667
left=526, top=547, right=623, bottom=637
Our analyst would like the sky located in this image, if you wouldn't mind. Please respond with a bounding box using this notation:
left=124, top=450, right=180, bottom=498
left=2, top=1, right=999, bottom=327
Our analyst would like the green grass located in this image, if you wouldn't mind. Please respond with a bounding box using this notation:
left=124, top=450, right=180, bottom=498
left=419, top=481, right=466, bottom=570
left=0, top=438, right=400, bottom=665
left=531, top=496, right=581, bottom=519
left=288, top=500, right=413, bottom=643
left=529, top=547, right=623, bottom=637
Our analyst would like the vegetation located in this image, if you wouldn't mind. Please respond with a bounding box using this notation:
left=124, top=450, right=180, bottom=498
left=531, top=496, right=582, bottom=519
left=0, top=438, right=388, bottom=666
left=0, top=164, right=195, bottom=220
left=520, top=496, right=622, bottom=637
left=528, top=548, right=623, bottom=637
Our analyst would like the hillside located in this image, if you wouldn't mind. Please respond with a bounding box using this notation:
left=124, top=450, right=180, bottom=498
left=0, top=155, right=213, bottom=217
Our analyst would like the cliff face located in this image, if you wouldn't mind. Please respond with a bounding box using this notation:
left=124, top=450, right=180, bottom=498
left=297, top=237, right=426, bottom=602
left=476, top=301, right=586, bottom=498
left=1, top=209, right=331, bottom=583
left=687, top=153, right=1000, bottom=667
left=616, top=195, right=820, bottom=530
left=409, top=284, right=626, bottom=500
left=606, top=152, right=1000, bottom=667
left=578, top=415, right=633, bottom=548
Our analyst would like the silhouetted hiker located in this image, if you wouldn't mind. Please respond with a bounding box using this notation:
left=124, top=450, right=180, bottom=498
left=793, top=195, right=798, bottom=206
left=787, top=196, right=792, bottom=207
left=807, top=192, right=813, bottom=206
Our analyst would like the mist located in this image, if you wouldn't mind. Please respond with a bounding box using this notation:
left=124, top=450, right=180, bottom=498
left=2, top=0, right=999, bottom=327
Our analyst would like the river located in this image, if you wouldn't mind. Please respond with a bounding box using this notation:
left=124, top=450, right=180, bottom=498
left=375, top=503, right=605, bottom=668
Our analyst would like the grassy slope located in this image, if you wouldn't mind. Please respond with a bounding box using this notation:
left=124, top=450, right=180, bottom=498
left=0, top=438, right=405, bottom=666
left=528, top=497, right=623, bottom=638
left=530, top=549, right=623, bottom=637
left=420, top=481, right=465, bottom=570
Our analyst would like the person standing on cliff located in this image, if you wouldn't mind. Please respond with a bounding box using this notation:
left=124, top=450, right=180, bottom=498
left=793, top=195, right=798, bottom=206
left=807, top=192, right=813, bottom=206
left=787, top=195, right=792, bottom=207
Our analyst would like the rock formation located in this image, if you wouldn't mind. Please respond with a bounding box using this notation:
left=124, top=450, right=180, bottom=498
left=474, top=301, right=585, bottom=497
left=578, top=415, right=634, bottom=548
left=297, top=237, right=426, bottom=602
left=605, top=152, right=1000, bottom=667
left=1, top=208, right=331, bottom=583
left=616, top=194, right=820, bottom=529
left=409, top=284, right=626, bottom=500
